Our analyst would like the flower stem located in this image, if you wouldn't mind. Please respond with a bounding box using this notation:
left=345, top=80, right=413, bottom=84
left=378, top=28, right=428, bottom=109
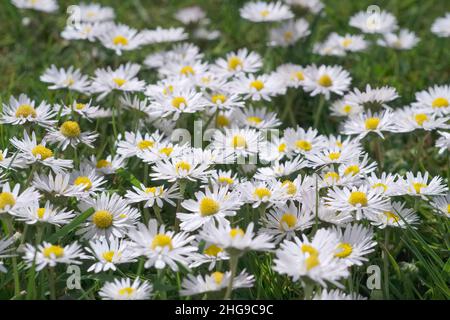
left=48, top=267, right=57, bottom=300
left=224, top=254, right=238, bottom=300
left=313, top=95, right=326, bottom=129
left=383, top=227, right=390, bottom=299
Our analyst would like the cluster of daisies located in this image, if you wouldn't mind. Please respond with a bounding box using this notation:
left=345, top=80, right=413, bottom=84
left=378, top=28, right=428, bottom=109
left=1, top=0, right=449, bottom=300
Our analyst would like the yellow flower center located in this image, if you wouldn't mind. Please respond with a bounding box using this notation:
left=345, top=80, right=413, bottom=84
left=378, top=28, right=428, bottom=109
left=180, top=65, right=195, bottom=76
left=293, top=71, right=304, bottom=81
left=414, top=113, right=428, bottom=126
left=163, top=85, right=174, bottom=95
left=43, top=245, right=64, bottom=258
left=171, top=96, right=187, bottom=109
left=0, top=192, right=16, bottom=210
left=278, top=143, right=286, bottom=153
left=75, top=103, right=86, bottom=110
left=231, top=135, right=247, bottom=148
left=344, top=165, right=360, bottom=176
left=301, top=244, right=318, bottom=255
left=260, top=9, right=270, bottom=17
left=37, top=208, right=46, bottom=219
left=102, top=250, right=115, bottom=262
left=284, top=31, right=293, bottom=41
left=216, top=114, right=230, bottom=127
left=218, top=176, right=234, bottom=185
left=301, top=244, right=320, bottom=271
left=254, top=187, right=271, bottom=199
left=229, top=228, right=245, bottom=238
left=137, top=140, right=154, bottom=150
left=145, top=187, right=157, bottom=194
left=92, top=210, right=113, bottom=229
left=318, top=74, right=332, bottom=87
left=159, top=147, right=173, bottom=156
left=249, top=80, right=264, bottom=91
left=324, top=171, right=340, bottom=182
left=199, top=197, right=220, bottom=216
left=295, top=140, right=312, bottom=151
left=175, top=161, right=191, bottom=173
left=228, top=56, right=243, bottom=71
left=204, top=244, right=223, bottom=256
left=32, top=145, right=53, bottom=160
left=335, top=243, right=353, bottom=258
left=113, top=78, right=126, bottom=87
left=371, top=183, right=388, bottom=192
left=328, top=152, right=341, bottom=161
left=431, top=97, right=449, bottom=108
left=280, top=213, right=297, bottom=229
left=211, top=271, right=224, bottom=284
left=247, top=116, right=262, bottom=124
left=384, top=211, right=400, bottom=222
left=348, top=191, right=368, bottom=206
left=282, top=180, right=297, bottom=195
left=343, top=105, right=352, bottom=114
left=151, top=234, right=173, bottom=250
left=412, top=182, right=427, bottom=194
left=118, top=287, right=134, bottom=296
left=74, top=176, right=92, bottom=190
left=365, top=117, right=380, bottom=130
left=112, top=35, right=128, bottom=46
left=342, top=38, right=353, bottom=48
left=446, top=204, right=450, bottom=214
left=15, top=104, right=37, bottom=118
left=212, top=94, right=227, bottom=104
left=60, top=121, right=81, bottom=138
left=96, top=159, right=111, bottom=169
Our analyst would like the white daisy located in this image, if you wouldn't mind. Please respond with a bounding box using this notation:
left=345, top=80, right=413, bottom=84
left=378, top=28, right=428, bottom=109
left=40, top=65, right=91, bottom=93
left=412, top=85, right=450, bottom=116
left=86, top=238, right=137, bottom=273
left=341, top=109, right=396, bottom=139
left=269, top=18, right=310, bottom=47
left=303, top=64, right=352, bottom=99
left=212, top=48, right=263, bottom=78
left=369, top=201, right=420, bottom=229
left=366, top=172, right=400, bottom=196
left=284, top=126, right=327, bottom=155
left=392, top=108, right=449, bottom=133
left=125, top=183, right=180, bottom=209
left=430, top=193, right=450, bottom=218
left=189, top=242, right=229, bottom=270
left=143, top=27, right=188, bottom=44
left=174, top=6, right=206, bottom=25
left=69, top=164, right=107, bottom=197
left=344, top=84, right=399, bottom=108
left=431, top=13, right=450, bottom=37
left=349, top=10, right=398, bottom=34
left=99, top=278, right=152, bottom=300
left=396, top=171, right=448, bottom=197
left=116, top=131, right=165, bottom=159
left=45, top=120, right=98, bottom=151
left=77, top=3, right=115, bottom=22
left=377, top=29, right=419, bottom=50
left=23, top=242, right=87, bottom=271
left=11, top=200, right=75, bottom=226
left=12, top=0, right=58, bottom=12
left=238, top=179, right=288, bottom=209
left=330, top=99, right=363, bottom=117
left=59, top=100, right=102, bottom=120
left=97, top=23, right=145, bottom=55
left=240, top=1, right=294, bottom=22
left=436, top=131, right=450, bottom=154
left=32, top=172, right=85, bottom=198
left=233, top=106, right=281, bottom=129
left=227, top=73, right=286, bottom=101
left=0, top=236, right=16, bottom=273
left=313, top=289, right=366, bottom=300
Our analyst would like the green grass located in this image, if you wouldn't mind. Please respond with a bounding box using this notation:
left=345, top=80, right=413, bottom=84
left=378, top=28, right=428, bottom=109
left=0, top=0, right=449, bottom=300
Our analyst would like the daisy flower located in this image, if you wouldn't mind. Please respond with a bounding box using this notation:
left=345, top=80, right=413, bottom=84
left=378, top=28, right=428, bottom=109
left=259, top=201, right=315, bottom=243
left=274, top=63, right=307, bottom=88
left=45, top=120, right=98, bottom=150
left=174, top=6, right=206, bottom=25
left=430, top=193, right=450, bottom=218
left=284, top=0, right=324, bottom=14
left=431, top=13, right=450, bottom=37
left=180, top=270, right=254, bottom=296
left=240, top=1, right=294, bottom=22
left=32, top=172, right=85, bottom=198
left=69, top=164, right=107, bottom=197
left=273, top=229, right=349, bottom=287
left=392, top=108, right=449, bottom=133
left=59, top=100, right=102, bottom=120
left=86, top=237, right=137, bottom=273
left=238, top=179, right=288, bottom=209
left=143, top=27, right=188, bottom=44
left=330, top=224, right=376, bottom=266
left=349, top=10, right=398, bottom=34
left=397, top=172, right=448, bottom=197
left=344, top=84, right=399, bottom=109
left=78, top=3, right=115, bottom=22
left=40, top=65, right=91, bottom=93
left=412, top=85, right=450, bottom=116
left=0, top=94, right=56, bottom=128
left=341, top=109, right=396, bottom=139
left=177, top=186, right=242, bottom=232
left=61, top=21, right=111, bottom=42
left=90, top=63, right=146, bottom=100
left=10, top=131, right=73, bottom=173
left=377, top=29, right=419, bottom=50
left=150, top=149, right=213, bottom=182
left=324, top=185, right=390, bottom=220
left=199, top=222, right=274, bottom=255
left=158, top=60, right=209, bottom=81
left=97, top=23, right=145, bottom=56
left=11, top=200, right=75, bottom=226
left=205, top=91, right=245, bottom=112
left=99, top=278, right=152, bottom=300
left=254, top=156, right=307, bottom=180
left=116, top=131, right=166, bottom=160
left=369, top=201, right=419, bottom=229
left=228, top=73, right=286, bottom=101
left=0, top=149, right=26, bottom=170
left=23, top=242, right=87, bottom=271
left=284, top=126, right=327, bottom=155
left=0, top=236, right=16, bottom=273
left=303, top=64, right=351, bottom=99
left=305, top=145, right=360, bottom=168
left=77, top=192, right=140, bottom=240
left=212, top=48, right=262, bottom=78
left=128, top=219, right=196, bottom=270
left=233, top=106, right=281, bottom=129
left=12, top=0, right=58, bottom=12
left=211, top=126, right=262, bottom=160
left=189, top=242, right=229, bottom=270
left=436, top=131, right=450, bottom=154
left=87, top=154, right=126, bottom=175
left=366, top=172, right=400, bottom=196
left=125, top=183, right=180, bottom=208
left=330, top=99, right=363, bottom=117
left=269, top=19, right=310, bottom=47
